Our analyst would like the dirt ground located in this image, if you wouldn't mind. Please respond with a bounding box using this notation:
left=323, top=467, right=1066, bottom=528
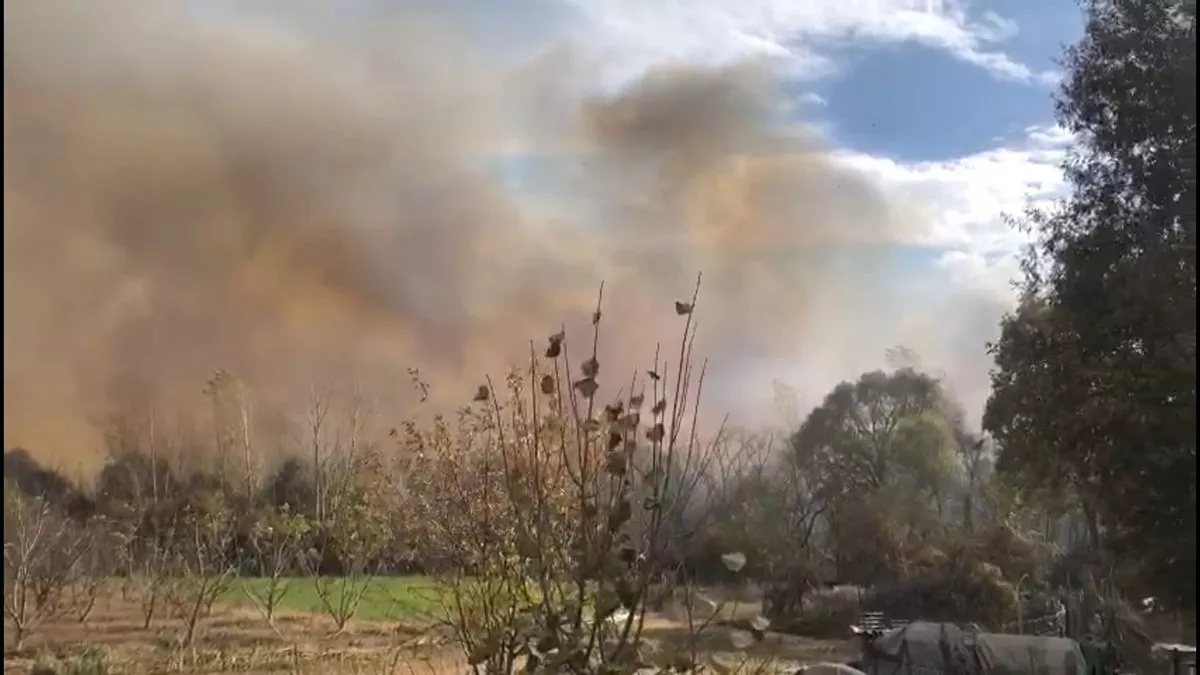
left=3, top=591, right=854, bottom=674
left=3, top=591, right=460, bottom=675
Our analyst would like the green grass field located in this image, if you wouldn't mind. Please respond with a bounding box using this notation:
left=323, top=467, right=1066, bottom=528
left=226, top=575, right=448, bottom=622
left=224, top=575, right=605, bottom=625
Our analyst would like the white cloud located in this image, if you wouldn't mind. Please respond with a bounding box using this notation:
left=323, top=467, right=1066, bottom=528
left=741, top=126, right=1076, bottom=423
left=934, top=249, right=1024, bottom=300
left=558, top=0, right=1059, bottom=87
left=797, top=91, right=828, bottom=107
left=829, top=123, right=1073, bottom=301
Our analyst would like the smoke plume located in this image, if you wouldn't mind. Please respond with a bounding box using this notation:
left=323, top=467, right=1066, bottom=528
left=3, top=0, right=993, bottom=472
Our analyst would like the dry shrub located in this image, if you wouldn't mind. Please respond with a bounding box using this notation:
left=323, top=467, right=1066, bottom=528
left=867, top=549, right=1019, bottom=630
left=399, top=281, right=773, bottom=674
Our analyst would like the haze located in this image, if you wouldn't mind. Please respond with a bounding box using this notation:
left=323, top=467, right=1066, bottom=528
left=2, top=0, right=1010, bottom=471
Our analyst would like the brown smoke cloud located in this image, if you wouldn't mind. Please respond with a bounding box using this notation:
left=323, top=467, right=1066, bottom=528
left=4, top=0, right=981, bottom=473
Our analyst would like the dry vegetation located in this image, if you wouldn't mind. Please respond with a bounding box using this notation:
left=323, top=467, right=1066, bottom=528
left=5, top=285, right=1193, bottom=674
left=5, top=287, right=869, bottom=674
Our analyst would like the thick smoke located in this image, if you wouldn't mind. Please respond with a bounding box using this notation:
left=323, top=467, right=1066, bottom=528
left=3, top=1, right=992, bottom=472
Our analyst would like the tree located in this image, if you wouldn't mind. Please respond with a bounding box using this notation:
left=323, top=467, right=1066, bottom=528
left=790, top=368, right=957, bottom=583
left=791, top=368, right=943, bottom=495
left=985, top=0, right=1195, bottom=609
left=167, top=490, right=237, bottom=648
left=722, top=434, right=827, bottom=618
left=301, top=443, right=392, bottom=633
left=985, top=299, right=1109, bottom=549
left=260, top=457, right=316, bottom=514
left=203, top=370, right=255, bottom=499
left=3, top=485, right=94, bottom=649
left=242, top=505, right=310, bottom=623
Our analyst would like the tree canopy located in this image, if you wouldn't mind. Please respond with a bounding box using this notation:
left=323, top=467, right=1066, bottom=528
left=984, top=0, right=1195, bottom=609
left=789, top=368, right=964, bottom=582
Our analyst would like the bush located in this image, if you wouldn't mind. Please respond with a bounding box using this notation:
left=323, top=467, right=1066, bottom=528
left=865, top=546, right=1018, bottom=629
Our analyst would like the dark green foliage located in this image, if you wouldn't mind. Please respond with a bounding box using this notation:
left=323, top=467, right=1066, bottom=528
left=985, top=0, right=1196, bottom=609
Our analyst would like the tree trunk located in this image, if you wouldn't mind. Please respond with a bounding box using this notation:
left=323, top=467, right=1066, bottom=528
left=1083, top=503, right=1100, bottom=554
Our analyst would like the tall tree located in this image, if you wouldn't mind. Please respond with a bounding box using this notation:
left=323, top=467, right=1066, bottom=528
left=791, top=368, right=944, bottom=497
left=790, top=368, right=958, bottom=581
left=985, top=0, right=1195, bottom=608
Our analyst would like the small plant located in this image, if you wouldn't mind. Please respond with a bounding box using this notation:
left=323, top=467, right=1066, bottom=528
left=128, top=521, right=175, bottom=631
left=66, top=643, right=108, bottom=675
left=303, top=502, right=390, bottom=633
left=243, top=504, right=311, bottom=623
left=293, top=383, right=392, bottom=633
left=25, top=643, right=108, bottom=675
left=166, top=493, right=238, bottom=648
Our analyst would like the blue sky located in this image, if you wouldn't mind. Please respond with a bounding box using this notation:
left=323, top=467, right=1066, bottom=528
left=807, top=0, right=1082, bottom=161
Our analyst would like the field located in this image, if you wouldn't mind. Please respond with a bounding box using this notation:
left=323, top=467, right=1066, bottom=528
left=3, top=577, right=855, bottom=675
left=225, top=576, right=449, bottom=622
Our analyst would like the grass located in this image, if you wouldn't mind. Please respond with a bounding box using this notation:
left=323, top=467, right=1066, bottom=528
left=227, top=576, right=600, bottom=624
left=226, top=575, right=449, bottom=622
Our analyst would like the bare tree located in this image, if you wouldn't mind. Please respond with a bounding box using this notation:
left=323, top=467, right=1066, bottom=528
left=167, top=494, right=237, bottom=648
left=243, top=505, right=311, bottom=623
left=122, top=516, right=177, bottom=630
left=67, top=517, right=120, bottom=624
left=3, top=485, right=93, bottom=649
left=291, top=382, right=390, bottom=632
left=97, top=413, right=183, bottom=629
left=304, top=381, right=335, bottom=525
left=747, top=439, right=829, bottom=620
left=204, top=369, right=256, bottom=500
left=302, top=449, right=391, bottom=633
